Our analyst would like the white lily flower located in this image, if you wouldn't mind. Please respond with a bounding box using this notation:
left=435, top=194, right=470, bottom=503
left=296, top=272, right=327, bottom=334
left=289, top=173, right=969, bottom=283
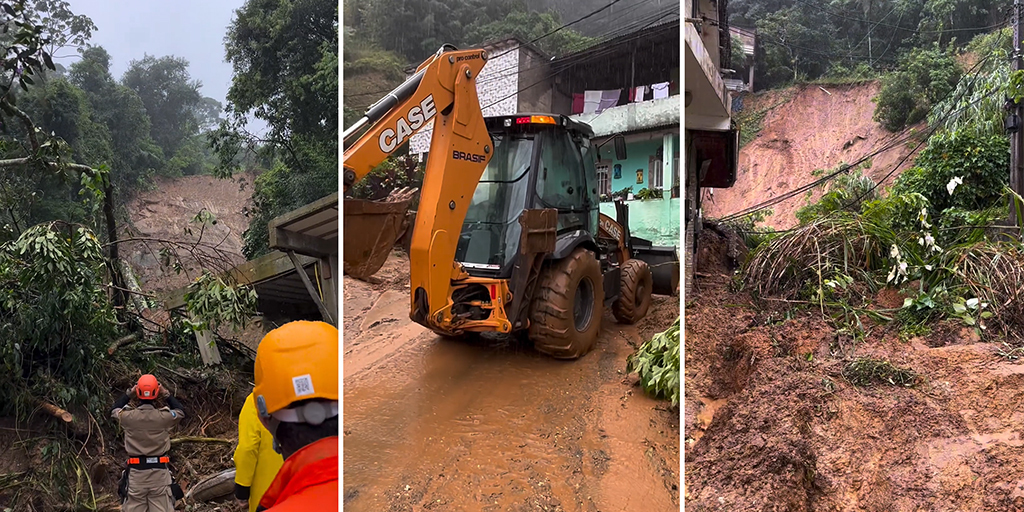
left=966, top=298, right=979, bottom=308
left=925, top=265, right=933, bottom=271
left=947, top=176, right=963, bottom=195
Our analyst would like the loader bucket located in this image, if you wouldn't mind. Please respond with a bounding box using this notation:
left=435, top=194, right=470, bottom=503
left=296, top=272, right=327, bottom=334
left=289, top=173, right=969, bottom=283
left=630, top=236, right=679, bottom=296
left=343, top=198, right=412, bottom=280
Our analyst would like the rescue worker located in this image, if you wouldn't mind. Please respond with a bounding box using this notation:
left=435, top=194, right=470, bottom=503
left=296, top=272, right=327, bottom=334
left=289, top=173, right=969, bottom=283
left=233, top=390, right=285, bottom=512
left=252, top=320, right=338, bottom=510
left=111, top=374, right=185, bottom=512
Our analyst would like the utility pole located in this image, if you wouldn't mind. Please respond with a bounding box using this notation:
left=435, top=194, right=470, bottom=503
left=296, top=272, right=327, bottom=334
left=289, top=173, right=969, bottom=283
left=1012, top=0, right=1024, bottom=228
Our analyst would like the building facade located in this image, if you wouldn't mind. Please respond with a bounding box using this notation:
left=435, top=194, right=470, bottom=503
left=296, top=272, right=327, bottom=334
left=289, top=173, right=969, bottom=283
left=684, top=0, right=739, bottom=294
left=407, top=38, right=552, bottom=158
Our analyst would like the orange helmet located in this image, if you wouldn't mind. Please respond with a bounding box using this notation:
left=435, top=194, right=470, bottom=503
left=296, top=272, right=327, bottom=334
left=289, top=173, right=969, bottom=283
left=253, top=321, right=338, bottom=424
left=137, top=374, right=160, bottom=399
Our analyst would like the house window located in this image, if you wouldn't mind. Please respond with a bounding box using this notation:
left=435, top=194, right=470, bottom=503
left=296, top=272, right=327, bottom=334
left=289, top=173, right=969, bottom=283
left=649, top=156, right=664, bottom=190
left=597, top=163, right=611, bottom=195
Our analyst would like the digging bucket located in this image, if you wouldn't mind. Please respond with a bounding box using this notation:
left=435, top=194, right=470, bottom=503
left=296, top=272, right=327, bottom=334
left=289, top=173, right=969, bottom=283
left=630, top=236, right=680, bottom=296
left=343, top=197, right=412, bottom=280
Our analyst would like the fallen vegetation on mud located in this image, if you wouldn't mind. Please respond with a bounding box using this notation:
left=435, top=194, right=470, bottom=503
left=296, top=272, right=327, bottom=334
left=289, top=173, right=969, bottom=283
left=687, top=30, right=1024, bottom=505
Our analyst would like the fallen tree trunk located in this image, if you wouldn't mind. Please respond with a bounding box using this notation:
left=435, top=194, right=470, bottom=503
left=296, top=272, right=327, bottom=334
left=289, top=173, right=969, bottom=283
left=40, top=401, right=72, bottom=423
left=107, top=334, right=138, bottom=355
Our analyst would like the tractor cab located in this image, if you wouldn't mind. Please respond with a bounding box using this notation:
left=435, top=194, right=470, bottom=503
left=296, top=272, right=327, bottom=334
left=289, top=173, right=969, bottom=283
left=455, top=114, right=599, bottom=278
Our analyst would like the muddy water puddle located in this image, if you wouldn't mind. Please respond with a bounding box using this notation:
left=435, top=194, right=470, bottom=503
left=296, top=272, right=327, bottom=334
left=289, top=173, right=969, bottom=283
left=344, top=332, right=609, bottom=511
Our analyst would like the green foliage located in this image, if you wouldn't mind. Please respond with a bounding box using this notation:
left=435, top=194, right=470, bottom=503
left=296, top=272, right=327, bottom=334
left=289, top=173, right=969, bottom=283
left=727, top=207, right=775, bottom=250
left=121, top=55, right=203, bottom=162
left=183, top=272, right=258, bottom=334
left=814, top=63, right=876, bottom=85
left=464, top=9, right=597, bottom=57
left=626, top=317, right=680, bottom=407
left=0, top=222, right=116, bottom=418
left=225, top=0, right=338, bottom=144
left=349, top=155, right=422, bottom=202
left=635, top=187, right=663, bottom=201
left=934, top=29, right=1012, bottom=137
left=731, top=0, right=997, bottom=91
left=242, top=135, right=337, bottom=258
left=795, top=164, right=878, bottom=224
left=355, top=0, right=595, bottom=62
left=889, top=130, right=1008, bottom=219
left=222, top=0, right=339, bottom=258
left=874, top=43, right=962, bottom=132
left=611, top=186, right=632, bottom=200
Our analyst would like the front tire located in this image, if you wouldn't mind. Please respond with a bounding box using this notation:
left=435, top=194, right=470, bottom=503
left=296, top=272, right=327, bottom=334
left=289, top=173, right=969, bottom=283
left=529, top=248, right=604, bottom=359
left=612, top=258, right=653, bottom=324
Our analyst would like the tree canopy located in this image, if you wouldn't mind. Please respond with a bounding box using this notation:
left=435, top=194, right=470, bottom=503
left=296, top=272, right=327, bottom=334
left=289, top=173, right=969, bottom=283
left=730, top=0, right=1002, bottom=91
left=217, top=0, right=339, bottom=258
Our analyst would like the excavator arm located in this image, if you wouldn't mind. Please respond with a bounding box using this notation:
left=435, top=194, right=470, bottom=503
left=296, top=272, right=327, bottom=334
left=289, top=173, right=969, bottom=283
left=342, top=45, right=494, bottom=331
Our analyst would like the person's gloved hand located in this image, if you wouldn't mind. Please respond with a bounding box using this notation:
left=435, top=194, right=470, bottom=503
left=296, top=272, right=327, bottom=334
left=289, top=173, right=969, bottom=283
left=126, top=385, right=137, bottom=398
left=159, top=386, right=170, bottom=399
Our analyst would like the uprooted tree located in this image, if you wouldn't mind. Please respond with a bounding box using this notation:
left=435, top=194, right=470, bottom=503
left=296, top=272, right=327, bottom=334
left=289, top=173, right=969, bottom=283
left=0, top=2, right=261, bottom=508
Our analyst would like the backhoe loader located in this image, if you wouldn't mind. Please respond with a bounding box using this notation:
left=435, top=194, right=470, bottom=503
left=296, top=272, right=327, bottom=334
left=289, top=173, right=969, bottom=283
left=343, top=44, right=678, bottom=359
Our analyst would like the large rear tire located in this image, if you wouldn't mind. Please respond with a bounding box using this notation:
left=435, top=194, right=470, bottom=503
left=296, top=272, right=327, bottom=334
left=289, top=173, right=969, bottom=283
left=612, top=258, right=653, bottom=324
left=529, top=248, right=604, bottom=359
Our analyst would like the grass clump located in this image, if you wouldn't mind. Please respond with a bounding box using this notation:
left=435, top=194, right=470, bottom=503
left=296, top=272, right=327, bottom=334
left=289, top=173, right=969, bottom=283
left=627, top=317, right=680, bottom=407
left=842, top=357, right=918, bottom=387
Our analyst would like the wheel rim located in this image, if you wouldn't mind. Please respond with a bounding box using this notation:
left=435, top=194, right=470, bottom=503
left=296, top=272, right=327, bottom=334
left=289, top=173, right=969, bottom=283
left=574, top=276, right=595, bottom=331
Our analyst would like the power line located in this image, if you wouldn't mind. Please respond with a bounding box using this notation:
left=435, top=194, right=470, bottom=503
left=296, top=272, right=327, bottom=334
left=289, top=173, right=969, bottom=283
left=488, top=0, right=632, bottom=61
left=789, top=0, right=1008, bottom=36
left=718, top=47, right=1002, bottom=223
left=480, top=9, right=677, bottom=111
left=475, top=5, right=678, bottom=87
left=345, top=1, right=672, bottom=99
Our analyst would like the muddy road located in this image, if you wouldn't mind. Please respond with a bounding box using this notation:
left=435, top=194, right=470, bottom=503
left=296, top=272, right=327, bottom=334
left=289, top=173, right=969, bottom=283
left=686, top=258, right=1024, bottom=511
left=343, top=251, right=680, bottom=512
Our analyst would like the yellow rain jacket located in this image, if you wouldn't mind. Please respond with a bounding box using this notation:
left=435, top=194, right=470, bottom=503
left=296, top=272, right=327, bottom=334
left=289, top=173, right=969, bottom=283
left=234, top=392, right=284, bottom=512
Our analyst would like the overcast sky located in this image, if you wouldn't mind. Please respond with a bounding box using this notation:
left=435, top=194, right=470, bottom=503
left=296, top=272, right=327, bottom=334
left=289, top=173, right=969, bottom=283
left=65, top=0, right=267, bottom=132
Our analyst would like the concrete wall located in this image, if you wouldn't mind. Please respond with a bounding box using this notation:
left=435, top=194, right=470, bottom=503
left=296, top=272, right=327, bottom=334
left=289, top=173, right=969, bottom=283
left=518, top=49, right=553, bottom=113
left=697, top=0, right=721, bottom=70
left=409, top=45, right=521, bottom=155
left=572, top=96, right=680, bottom=138
left=599, top=198, right=680, bottom=248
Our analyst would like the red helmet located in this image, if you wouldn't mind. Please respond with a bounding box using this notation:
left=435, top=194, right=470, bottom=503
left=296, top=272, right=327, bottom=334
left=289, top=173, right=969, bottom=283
left=137, top=374, right=160, bottom=399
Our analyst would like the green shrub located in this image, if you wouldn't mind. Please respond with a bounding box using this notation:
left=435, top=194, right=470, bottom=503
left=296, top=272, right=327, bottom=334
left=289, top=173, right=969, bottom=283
left=796, top=164, right=878, bottom=224
left=627, top=317, right=680, bottom=407
left=874, top=43, right=961, bottom=132
left=348, top=154, right=423, bottom=202
left=890, top=130, right=1008, bottom=219
left=0, top=222, right=116, bottom=418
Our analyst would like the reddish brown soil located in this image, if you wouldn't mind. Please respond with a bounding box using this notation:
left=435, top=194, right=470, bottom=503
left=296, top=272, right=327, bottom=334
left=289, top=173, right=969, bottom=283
left=704, top=83, right=924, bottom=228
left=124, top=172, right=256, bottom=298
left=685, top=272, right=1024, bottom=511
left=343, top=251, right=680, bottom=512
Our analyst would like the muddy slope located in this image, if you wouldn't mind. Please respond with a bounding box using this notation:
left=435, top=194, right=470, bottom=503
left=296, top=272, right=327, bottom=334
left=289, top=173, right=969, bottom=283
left=704, top=83, right=922, bottom=229
left=124, top=172, right=255, bottom=298
left=343, top=251, right=680, bottom=512
left=685, top=268, right=1024, bottom=511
